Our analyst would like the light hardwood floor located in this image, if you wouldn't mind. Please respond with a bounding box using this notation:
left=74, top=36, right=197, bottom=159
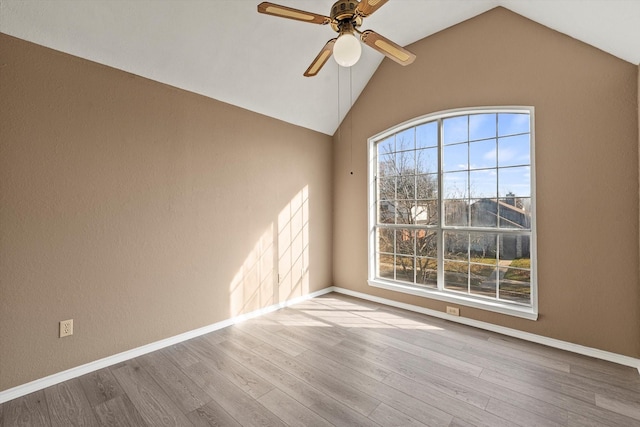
left=1, top=292, right=640, bottom=426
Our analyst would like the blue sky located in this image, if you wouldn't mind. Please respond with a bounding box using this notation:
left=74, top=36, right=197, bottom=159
left=379, top=113, right=531, bottom=202
left=442, top=113, right=530, bottom=199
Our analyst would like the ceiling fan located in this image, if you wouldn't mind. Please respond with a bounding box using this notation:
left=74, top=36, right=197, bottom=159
left=257, top=0, right=416, bottom=77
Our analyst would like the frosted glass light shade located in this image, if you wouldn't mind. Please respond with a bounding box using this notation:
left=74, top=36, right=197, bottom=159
left=333, top=33, right=362, bottom=67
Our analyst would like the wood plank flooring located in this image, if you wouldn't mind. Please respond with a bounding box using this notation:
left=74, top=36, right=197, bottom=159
left=1, top=292, right=639, bottom=426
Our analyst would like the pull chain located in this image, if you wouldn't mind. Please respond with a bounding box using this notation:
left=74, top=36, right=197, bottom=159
left=349, top=66, right=353, bottom=176
left=337, top=64, right=341, bottom=147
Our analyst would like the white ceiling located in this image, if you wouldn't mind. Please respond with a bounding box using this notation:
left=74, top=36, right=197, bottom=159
left=1, top=0, right=639, bottom=135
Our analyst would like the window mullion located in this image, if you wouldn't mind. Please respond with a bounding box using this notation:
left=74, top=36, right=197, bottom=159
left=496, top=234, right=501, bottom=300
left=467, top=232, right=471, bottom=295
left=393, top=227, right=397, bottom=281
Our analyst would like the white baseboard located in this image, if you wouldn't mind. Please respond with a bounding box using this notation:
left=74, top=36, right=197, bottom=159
left=3, top=284, right=638, bottom=404
left=0, top=287, right=334, bottom=404
left=329, top=286, right=640, bottom=375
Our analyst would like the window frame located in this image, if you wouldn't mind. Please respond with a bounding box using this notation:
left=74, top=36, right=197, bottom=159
left=367, top=107, right=538, bottom=320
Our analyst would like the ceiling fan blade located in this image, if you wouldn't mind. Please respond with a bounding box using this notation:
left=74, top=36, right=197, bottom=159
left=355, top=0, right=389, bottom=17
left=304, top=39, right=337, bottom=77
left=360, top=30, right=416, bottom=65
left=257, top=2, right=331, bottom=25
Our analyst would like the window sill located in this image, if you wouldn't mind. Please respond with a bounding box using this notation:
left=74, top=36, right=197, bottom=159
left=368, top=279, right=538, bottom=320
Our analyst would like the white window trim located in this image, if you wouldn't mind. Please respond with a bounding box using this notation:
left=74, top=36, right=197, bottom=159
left=367, top=106, right=538, bottom=320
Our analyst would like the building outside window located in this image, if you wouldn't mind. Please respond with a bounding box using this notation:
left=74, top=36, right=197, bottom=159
left=368, top=107, right=537, bottom=319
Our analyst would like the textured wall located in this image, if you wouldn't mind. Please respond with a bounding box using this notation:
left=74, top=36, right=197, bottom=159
left=0, top=33, right=333, bottom=391
left=333, top=8, right=640, bottom=357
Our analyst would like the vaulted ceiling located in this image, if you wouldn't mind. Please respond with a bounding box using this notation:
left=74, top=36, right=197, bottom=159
left=2, top=0, right=639, bottom=135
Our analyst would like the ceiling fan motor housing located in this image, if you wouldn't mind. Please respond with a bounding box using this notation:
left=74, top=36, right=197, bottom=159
left=330, top=0, right=362, bottom=32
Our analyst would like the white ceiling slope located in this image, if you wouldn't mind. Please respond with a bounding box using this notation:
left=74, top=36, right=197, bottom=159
left=1, top=0, right=639, bottom=135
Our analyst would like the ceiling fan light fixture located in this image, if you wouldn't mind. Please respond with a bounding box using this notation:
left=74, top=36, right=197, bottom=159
left=258, top=1, right=415, bottom=76
left=333, top=32, right=361, bottom=67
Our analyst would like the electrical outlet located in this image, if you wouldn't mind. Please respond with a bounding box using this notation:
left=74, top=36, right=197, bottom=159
left=60, top=319, right=73, bottom=338
left=446, top=306, right=460, bottom=316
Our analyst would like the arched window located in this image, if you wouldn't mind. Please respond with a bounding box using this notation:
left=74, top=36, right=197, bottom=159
left=368, top=107, right=537, bottom=319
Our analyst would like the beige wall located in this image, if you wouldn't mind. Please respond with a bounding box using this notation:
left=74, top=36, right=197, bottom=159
left=0, top=33, right=333, bottom=391
left=333, top=8, right=640, bottom=357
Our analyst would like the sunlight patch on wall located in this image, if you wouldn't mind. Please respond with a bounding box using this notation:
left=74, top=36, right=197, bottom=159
left=228, top=186, right=310, bottom=317
left=229, top=224, right=275, bottom=316
left=278, top=186, right=310, bottom=302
